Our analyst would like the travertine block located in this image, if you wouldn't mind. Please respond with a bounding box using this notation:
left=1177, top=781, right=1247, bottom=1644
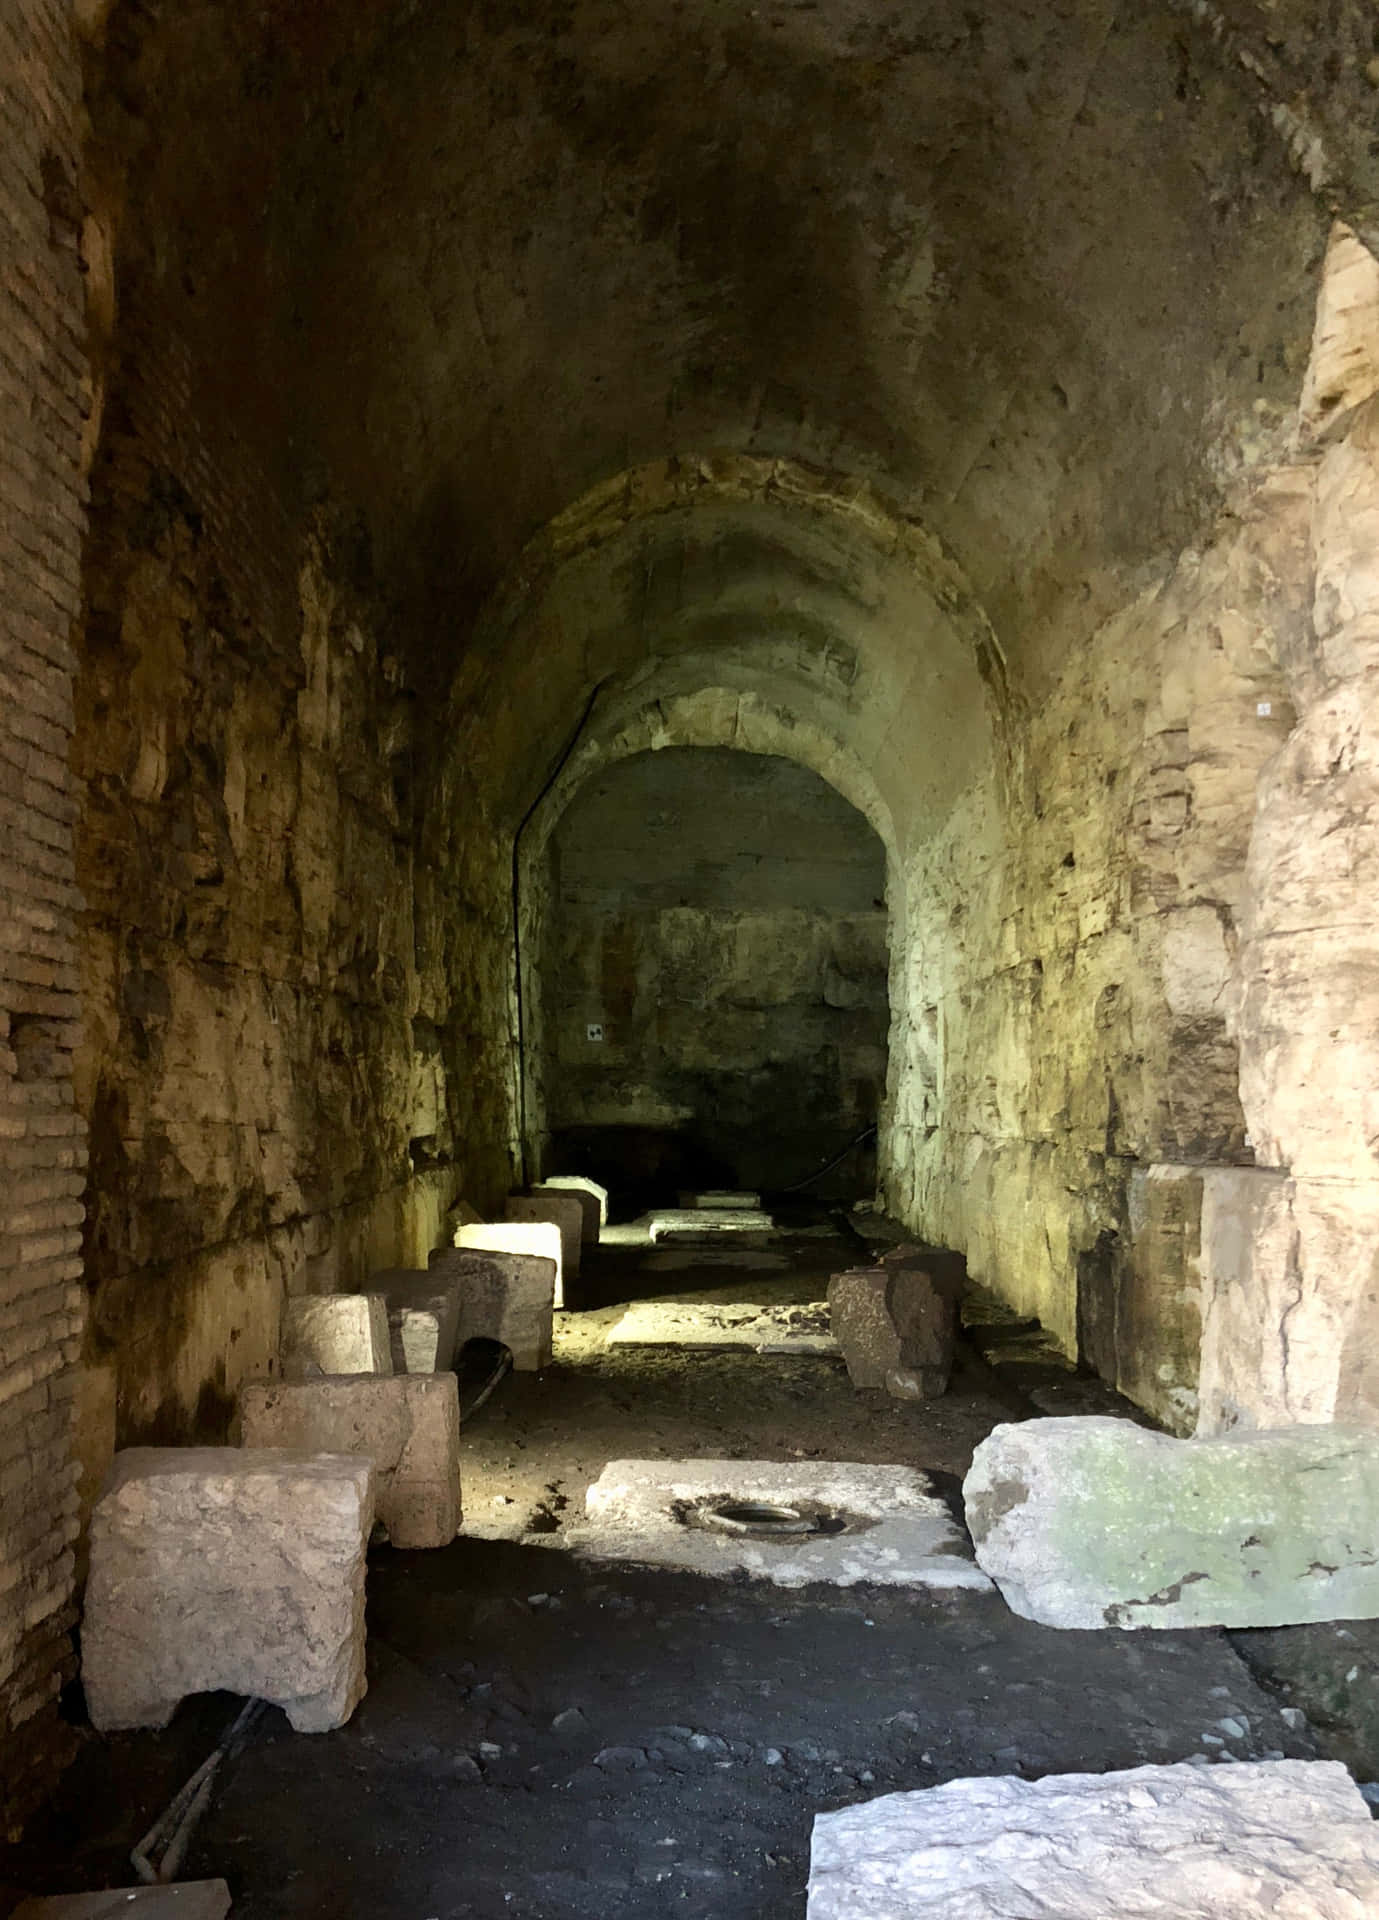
left=827, top=1245, right=961, bottom=1397
left=964, top=1416, right=1379, bottom=1629
left=457, top=1220, right=565, bottom=1310
left=83, top=1448, right=374, bottom=1732
left=240, top=1375, right=460, bottom=1549
left=534, top=1177, right=603, bottom=1244
left=808, top=1761, right=1379, bottom=1918
left=371, top=1268, right=462, bottom=1373
left=11, top=1885, right=232, bottom=1919
left=283, top=1294, right=392, bottom=1377
left=504, top=1195, right=583, bottom=1297
left=430, top=1246, right=555, bottom=1371
left=539, top=1173, right=608, bottom=1237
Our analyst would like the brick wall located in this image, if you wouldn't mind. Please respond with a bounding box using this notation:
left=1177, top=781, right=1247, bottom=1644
left=0, top=0, right=91, bottom=1834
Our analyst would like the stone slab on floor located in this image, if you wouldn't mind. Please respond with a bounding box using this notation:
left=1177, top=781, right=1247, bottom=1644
left=282, top=1294, right=392, bottom=1378
left=605, top=1297, right=838, bottom=1354
left=370, top=1267, right=462, bottom=1373
left=458, top=1221, right=565, bottom=1310
left=806, top=1760, right=1379, bottom=1918
left=565, top=1459, right=990, bottom=1590
left=11, top=1887, right=232, bottom=1919
left=239, top=1375, right=460, bottom=1549
left=964, top=1416, right=1379, bottom=1629
left=82, top=1448, right=374, bottom=1733
left=11, top=1887, right=231, bottom=1919
left=648, top=1207, right=776, bottom=1241
left=429, top=1246, right=555, bottom=1371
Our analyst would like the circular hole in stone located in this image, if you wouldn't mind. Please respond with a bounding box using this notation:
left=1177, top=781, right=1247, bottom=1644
left=695, top=1499, right=851, bottom=1538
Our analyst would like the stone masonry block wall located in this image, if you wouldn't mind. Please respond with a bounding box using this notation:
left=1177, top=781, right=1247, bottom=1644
left=883, top=466, right=1314, bottom=1431
left=0, top=0, right=91, bottom=1833
left=72, top=310, right=516, bottom=1446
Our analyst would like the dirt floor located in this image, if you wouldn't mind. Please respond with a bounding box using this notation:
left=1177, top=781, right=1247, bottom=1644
left=1, top=1205, right=1373, bottom=1917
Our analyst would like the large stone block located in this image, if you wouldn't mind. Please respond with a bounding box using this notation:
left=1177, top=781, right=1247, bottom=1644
left=430, top=1246, right=554, bottom=1371
left=505, top=1194, right=583, bottom=1296
left=536, top=1174, right=606, bottom=1242
left=457, top=1220, right=565, bottom=1310
left=827, top=1244, right=961, bottom=1398
left=963, top=1416, right=1379, bottom=1629
left=282, top=1294, right=392, bottom=1377
left=371, top=1267, right=462, bottom=1373
left=240, top=1375, right=460, bottom=1549
left=11, top=1887, right=231, bottom=1919
left=807, top=1760, right=1379, bottom=1918
left=83, top=1448, right=374, bottom=1732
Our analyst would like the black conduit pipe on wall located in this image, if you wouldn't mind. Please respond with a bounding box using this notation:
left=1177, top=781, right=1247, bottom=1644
left=510, top=679, right=608, bottom=1189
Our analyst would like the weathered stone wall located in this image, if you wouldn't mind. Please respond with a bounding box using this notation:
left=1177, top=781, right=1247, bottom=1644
left=884, top=467, right=1312, bottom=1431
left=71, top=300, right=516, bottom=1452
left=540, top=748, right=888, bottom=1197
left=0, top=0, right=90, bottom=1833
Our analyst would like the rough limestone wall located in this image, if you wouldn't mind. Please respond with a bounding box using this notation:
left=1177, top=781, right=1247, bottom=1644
left=72, top=311, right=515, bottom=1452
left=1198, top=235, right=1379, bottom=1431
left=884, top=467, right=1312, bottom=1431
left=0, top=0, right=90, bottom=1831
left=540, top=749, right=888, bottom=1196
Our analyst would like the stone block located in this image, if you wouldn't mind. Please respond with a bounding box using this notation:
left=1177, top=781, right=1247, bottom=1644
left=963, top=1416, right=1379, bottom=1629
left=534, top=1176, right=604, bottom=1244
left=807, top=1760, right=1379, bottom=1918
left=282, top=1294, right=392, bottom=1378
left=505, top=1194, right=583, bottom=1294
left=457, top=1220, right=565, bottom=1310
left=430, top=1246, right=554, bottom=1371
left=371, top=1267, right=462, bottom=1373
left=240, top=1375, right=460, bottom=1549
left=11, top=1886, right=232, bottom=1919
left=827, top=1244, right=960, bottom=1397
left=82, top=1448, right=374, bottom=1732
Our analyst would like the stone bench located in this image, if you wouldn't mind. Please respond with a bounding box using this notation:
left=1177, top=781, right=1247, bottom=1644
left=282, top=1293, right=392, bottom=1377
left=370, top=1268, right=463, bottom=1373
left=429, top=1245, right=555, bottom=1372
left=82, top=1448, right=374, bottom=1732
left=457, top=1220, right=565, bottom=1310
left=240, top=1375, right=460, bottom=1549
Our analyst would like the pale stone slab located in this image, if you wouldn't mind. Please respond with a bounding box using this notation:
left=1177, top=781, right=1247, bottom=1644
left=430, top=1246, right=555, bottom=1371
left=606, top=1297, right=837, bottom=1354
left=83, top=1448, right=373, bottom=1732
left=536, top=1174, right=607, bottom=1240
left=648, top=1207, right=775, bottom=1240
left=240, top=1375, right=460, bottom=1549
left=282, top=1294, right=392, bottom=1378
left=370, top=1267, right=462, bottom=1373
left=964, top=1416, right=1379, bottom=1629
left=807, top=1760, right=1379, bottom=1919
left=505, top=1194, right=583, bottom=1291
left=11, top=1886, right=232, bottom=1919
left=566, top=1459, right=990, bottom=1590
left=458, top=1220, right=565, bottom=1310
left=681, top=1189, right=761, bottom=1208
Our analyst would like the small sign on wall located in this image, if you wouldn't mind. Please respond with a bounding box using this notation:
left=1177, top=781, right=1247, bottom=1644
left=586, top=1022, right=605, bottom=1043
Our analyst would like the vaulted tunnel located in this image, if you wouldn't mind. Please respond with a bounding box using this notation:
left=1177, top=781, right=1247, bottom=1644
left=4, top=0, right=1379, bottom=1845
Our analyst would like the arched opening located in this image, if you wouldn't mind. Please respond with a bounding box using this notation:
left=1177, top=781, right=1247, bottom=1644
left=535, top=745, right=889, bottom=1209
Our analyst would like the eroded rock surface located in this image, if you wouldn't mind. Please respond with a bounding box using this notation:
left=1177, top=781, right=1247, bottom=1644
left=964, top=1417, right=1379, bottom=1630
left=82, top=1448, right=374, bottom=1731
left=240, top=1375, right=460, bottom=1549
left=807, top=1761, right=1379, bottom=1918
